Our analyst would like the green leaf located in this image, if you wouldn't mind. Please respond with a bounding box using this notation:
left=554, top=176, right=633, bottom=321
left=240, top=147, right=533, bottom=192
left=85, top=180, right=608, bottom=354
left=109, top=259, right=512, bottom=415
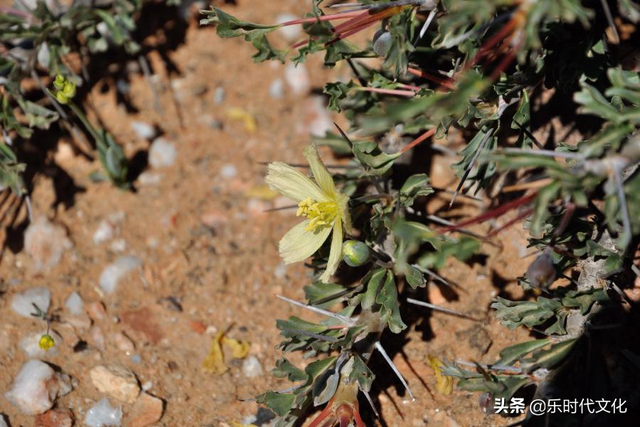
left=405, top=265, right=426, bottom=289
left=273, top=358, right=308, bottom=382
left=259, top=391, right=295, bottom=417
left=376, top=270, right=406, bottom=333
left=498, top=339, right=552, bottom=365
left=349, top=354, right=375, bottom=392
left=352, top=141, right=401, bottom=176
left=522, top=339, right=578, bottom=372
left=399, top=173, right=434, bottom=207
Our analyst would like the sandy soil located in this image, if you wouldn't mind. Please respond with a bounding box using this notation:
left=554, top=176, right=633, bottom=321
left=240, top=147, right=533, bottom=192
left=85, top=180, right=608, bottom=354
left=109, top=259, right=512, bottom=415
left=0, top=1, right=534, bottom=426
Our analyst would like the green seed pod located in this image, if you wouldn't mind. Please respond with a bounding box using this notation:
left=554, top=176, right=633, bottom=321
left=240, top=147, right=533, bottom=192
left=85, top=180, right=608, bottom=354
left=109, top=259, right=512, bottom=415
left=342, top=240, right=371, bottom=267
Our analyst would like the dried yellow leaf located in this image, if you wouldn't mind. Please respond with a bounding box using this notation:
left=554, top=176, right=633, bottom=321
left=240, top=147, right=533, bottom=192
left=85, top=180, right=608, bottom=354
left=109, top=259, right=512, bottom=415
left=427, top=354, right=453, bottom=395
left=226, top=108, right=257, bottom=133
left=223, top=336, right=250, bottom=359
left=202, top=331, right=228, bottom=374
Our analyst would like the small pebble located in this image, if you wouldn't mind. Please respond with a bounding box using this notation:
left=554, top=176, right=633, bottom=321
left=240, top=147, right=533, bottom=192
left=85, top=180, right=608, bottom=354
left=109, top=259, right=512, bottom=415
left=130, top=121, right=156, bottom=140
left=85, top=398, right=122, bottom=427
left=242, top=356, right=263, bottom=378
left=4, top=360, right=73, bottom=415
left=99, top=256, right=141, bottom=294
left=126, top=393, right=164, bottom=427
left=213, top=87, right=225, bottom=104
left=137, top=171, right=163, bottom=186
left=269, top=78, right=285, bottom=99
left=285, top=63, right=311, bottom=95
left=90, top=365, right=140, bottom=403
left=275, top=13, right=302, bottom=42
left=220, top=164, right=237, bottom=179
left=24, top=217, right=72, bottom=271
left=109, top=239, right=127, bottom=253
left=35, top=407, right=74, bottom=427
left=11, top=287, right=50, bottom=318
left=148, top=138, right=177, bottom=169
left=113, top=332, right=135, bottom=354
left=65, top=292, right=84, bottom=316
left=0, top=414, right=8, bottom=427
left=93, top=220, right=116, bottom=245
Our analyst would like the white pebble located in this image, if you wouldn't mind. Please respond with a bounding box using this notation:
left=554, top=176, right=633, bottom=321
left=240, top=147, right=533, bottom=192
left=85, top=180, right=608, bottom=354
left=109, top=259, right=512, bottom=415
left=137, top=171, right=163, bottom=186
left=130, top=121, right=156, bottom=140
left=109, top=239, right=127, bottom=253
left=269, top=78, right=285, bottom=99
left=213, top=87, right=226, bottom=104
left=85, top=398, right=122, bottom=427
left=99, top=256, right=141, bottom=294
left=93, top=220, right=115, bottom=245
left=148, top=138, right=177, bottom=169
left=276, top=13, right=303, bottom=42
left=19, top=330, right=63, bottom=358
left=220, top=164, right=237, bottom=179
left=24, top=217, right=72, bottom=271
left=4, top=360, right=73, bottom=415
left=0, top=414, right=8, bottom=427
left=11, top=287, right=50, bottom=318
left=65, top=292, right=85, bottom=316
left=285, top=63, right=311, bottom=95
left=242, top=356, right=263, bottom=378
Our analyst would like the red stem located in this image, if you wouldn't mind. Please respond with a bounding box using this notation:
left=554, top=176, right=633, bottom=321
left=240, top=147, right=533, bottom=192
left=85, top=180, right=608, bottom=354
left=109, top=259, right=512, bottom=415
left=401, top=127, right=436, bottom=153
left=359, top=87, right=416, bottom=97
left=407, top=67, right=455, bottom=90
left=281, top=11, right=364, bottom=26
left=486, top=207, right=534, bottom=237
left=440, top=192, right=538, bottom=233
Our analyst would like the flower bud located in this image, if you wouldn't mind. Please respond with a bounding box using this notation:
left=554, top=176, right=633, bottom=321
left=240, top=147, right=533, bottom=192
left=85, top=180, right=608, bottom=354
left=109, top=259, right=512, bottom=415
left=342, top=240, right=371, bottom=267
left=373, top=30, right=393, bottom=57
left=38, top=334, right=55, bottom=351
left=53, top=74, right=76, bottom=104
left=526, top=251, right=556, bottom=288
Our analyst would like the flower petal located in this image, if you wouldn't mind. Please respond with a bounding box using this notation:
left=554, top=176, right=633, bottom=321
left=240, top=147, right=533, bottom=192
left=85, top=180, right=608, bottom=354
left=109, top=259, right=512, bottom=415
left=266, top=162, right=327, bottom=202
left=319, top=219, right=343, bottom=283
left=279, top=220, right=332, bottom=264
left=304, top=145, right=337, bottom=196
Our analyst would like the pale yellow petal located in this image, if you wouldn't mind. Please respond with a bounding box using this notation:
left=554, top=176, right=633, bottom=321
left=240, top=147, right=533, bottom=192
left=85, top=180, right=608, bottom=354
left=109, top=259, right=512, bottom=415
left=280, top=220, right=332, bottom=264
left=304, top=145, right=337, bottom=196
left=266, top=162, right=326, bottom=202
left=338, top=193, right=352, bottom=233
left=319, top=219, right=343, bottom=283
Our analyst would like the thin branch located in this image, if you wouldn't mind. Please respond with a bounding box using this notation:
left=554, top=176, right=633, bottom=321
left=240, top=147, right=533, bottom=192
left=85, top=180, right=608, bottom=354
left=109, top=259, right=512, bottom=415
left=374, top=341, right=415, bottom=400
left=276, top=295, right=355, bottom=325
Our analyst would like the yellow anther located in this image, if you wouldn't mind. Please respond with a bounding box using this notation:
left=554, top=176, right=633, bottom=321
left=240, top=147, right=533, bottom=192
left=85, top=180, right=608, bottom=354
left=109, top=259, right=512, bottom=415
left=297, top=197, right=339, bottom=231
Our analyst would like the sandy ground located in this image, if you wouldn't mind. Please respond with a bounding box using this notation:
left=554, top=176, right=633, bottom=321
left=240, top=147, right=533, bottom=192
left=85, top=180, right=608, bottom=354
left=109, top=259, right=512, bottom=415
left=0, top=1, right=535, bottom=426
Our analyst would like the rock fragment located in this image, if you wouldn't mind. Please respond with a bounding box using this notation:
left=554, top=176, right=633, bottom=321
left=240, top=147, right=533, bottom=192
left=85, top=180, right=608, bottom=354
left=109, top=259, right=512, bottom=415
left=11, top=287, right=51, bottom=318
left=35, top=408, right=74, bottom=427
left=4, top=360, right=73, bottom=415
left=125, top=393, right=164, bottom=427
left=84, top=398, right=122, bottom=427
left=89, top=365, right=140, bottom=403
left=148, top=137, right=177, bottom=169
left=24, top=217, right=72, bottom=270
left=99, top=256, right=141, bottom=294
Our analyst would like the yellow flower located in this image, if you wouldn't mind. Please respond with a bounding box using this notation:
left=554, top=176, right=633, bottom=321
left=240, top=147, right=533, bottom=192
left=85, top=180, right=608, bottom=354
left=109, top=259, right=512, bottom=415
left=266, top=145, right=351, bottom=283
left=38, top=334, right=55, bottom=351
left=53, top=74, right=76, bottom=104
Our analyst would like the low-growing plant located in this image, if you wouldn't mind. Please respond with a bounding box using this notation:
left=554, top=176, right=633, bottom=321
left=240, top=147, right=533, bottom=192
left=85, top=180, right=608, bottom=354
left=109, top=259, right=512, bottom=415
left=202, top=0, right=639, bottom=425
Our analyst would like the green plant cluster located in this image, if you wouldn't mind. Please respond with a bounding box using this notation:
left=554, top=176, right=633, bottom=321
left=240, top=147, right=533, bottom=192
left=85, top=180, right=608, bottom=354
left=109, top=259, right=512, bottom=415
left=204, top=0, right=639, bottom=426
left=0, top=0, right=148, bottom=190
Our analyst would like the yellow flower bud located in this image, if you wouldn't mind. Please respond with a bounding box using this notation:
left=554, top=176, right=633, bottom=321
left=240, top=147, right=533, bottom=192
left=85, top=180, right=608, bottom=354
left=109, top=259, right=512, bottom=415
left=38, top=334, right=55, bottom=351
